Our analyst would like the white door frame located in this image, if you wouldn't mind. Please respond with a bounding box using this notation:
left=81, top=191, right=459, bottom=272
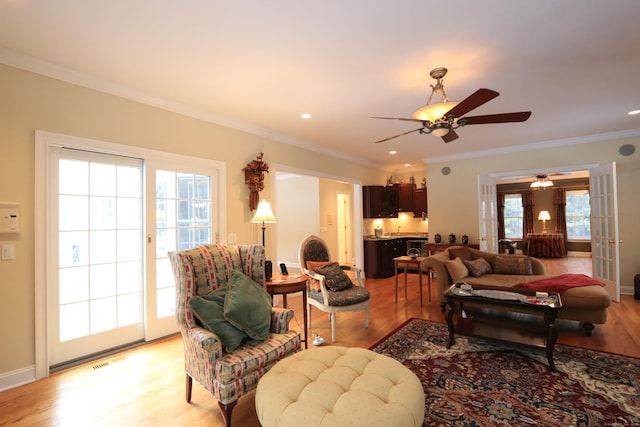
left=35, top=131, right=226, bottom=379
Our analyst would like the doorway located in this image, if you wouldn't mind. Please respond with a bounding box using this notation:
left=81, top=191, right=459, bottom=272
left=273, top=166, right=363, bottom=270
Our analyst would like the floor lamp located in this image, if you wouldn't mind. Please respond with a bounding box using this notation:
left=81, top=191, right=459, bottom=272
left=251, top=199, right=277, bottom=279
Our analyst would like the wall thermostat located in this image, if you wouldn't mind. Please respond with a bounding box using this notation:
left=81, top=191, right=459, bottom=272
left=0, top=203, right=20, bottom=233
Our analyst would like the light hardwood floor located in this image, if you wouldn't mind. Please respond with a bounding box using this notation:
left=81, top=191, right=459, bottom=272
left=1, top=257, right=638, bottom=427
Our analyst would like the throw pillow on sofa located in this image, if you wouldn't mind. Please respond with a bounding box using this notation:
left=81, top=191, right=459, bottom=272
left=463, top=257, right=492, bottom=277
left=493, top=256, right=533, bottom=275
left=445, top=257, right=469, bottom=282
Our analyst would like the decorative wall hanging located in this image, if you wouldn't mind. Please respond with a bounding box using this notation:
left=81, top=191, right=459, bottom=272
left=243, top=152, right=269, bottom=211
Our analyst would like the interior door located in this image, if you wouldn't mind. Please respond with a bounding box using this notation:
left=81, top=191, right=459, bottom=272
left=477, top=175, right=498, bottom=253
left=589, top=162, right=620, bottom=301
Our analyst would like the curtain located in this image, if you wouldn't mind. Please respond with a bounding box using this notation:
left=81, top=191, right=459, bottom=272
left=497, top=192, right=506, bottom=241
left=521, top=190, right=535, bottom=254
left=554, top=188, right=568, bottom=251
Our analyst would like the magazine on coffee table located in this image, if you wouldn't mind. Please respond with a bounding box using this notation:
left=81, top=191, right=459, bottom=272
left=450, top=282, right=558, bottom=306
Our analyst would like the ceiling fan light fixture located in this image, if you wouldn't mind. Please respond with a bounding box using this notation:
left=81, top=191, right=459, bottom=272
left=530, top=175, right=554, bottom=188
left=412, top=101, right=458, bottom=122
left=431, top=126, right=450, bottom=137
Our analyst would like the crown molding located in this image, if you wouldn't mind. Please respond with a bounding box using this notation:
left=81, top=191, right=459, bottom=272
left=0, top=47, right=377, bottom=169
left=422, top=128, right=640, bottom=164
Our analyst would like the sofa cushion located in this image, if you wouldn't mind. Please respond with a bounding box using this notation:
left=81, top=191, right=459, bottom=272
left=463, top=257, right=492, bottom=277
left=445, top=257, right=469, bottom=282
left=316, top=262, right=353, bottom=291
left=189, top=289, right=247, bottom=352
left=306, top=260, right=333, bottom=291
left=224, top=270, right=273, bottom=340
left=493, top=256, right=533, bottom=275
left=449, top=247, right=472, bottom=261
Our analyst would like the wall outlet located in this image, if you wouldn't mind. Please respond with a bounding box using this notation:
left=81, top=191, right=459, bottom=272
left=228, top=233, right=237, bottom=244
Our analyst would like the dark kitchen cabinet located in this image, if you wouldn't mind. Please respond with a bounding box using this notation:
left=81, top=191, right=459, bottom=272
left=394, top=183, right=414, bottom=213
left=363, top=185, right=398, bottom=218
left=364, top=237, right=407, bottom=278
left=413, top=187, right=427, bottom=218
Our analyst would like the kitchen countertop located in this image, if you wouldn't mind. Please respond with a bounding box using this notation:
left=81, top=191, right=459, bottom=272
left=364, top=234, right=429, bottom=241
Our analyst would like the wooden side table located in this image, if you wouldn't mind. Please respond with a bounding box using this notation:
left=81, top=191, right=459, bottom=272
left=265, top=275, right=309, bottom=349
left=393, top=256, right=429, bottom=306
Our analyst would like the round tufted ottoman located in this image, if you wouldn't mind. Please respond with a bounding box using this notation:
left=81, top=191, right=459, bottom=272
left=255, top=346, right=425, bottom=427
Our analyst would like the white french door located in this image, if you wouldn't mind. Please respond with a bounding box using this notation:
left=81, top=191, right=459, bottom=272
left=145, top=166, right=219, bottom=339
left=49, top=148, right=145, bottom=366
left=37, top=131, right=225, bottom=371
left=589, top=162, right=620, bottom=302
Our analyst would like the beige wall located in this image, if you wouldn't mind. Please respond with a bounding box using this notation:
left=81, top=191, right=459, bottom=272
left=425, top=136, right=640, bottom=294
left=0, top=64, right=387, bottom=376
left=2, top=61, right=639, bottom=384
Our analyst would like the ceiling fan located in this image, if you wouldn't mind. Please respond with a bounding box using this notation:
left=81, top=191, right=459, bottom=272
left=372, top=67, right=532, bottom=143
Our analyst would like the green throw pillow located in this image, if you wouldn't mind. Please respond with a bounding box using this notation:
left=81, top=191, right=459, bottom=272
left=189, top=288, right=247, bottom=352
left=224, top=270, right=273, bottom=340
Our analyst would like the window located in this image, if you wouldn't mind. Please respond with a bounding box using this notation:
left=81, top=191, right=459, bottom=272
left=503, top=194, right=523, bottom=239
left=566, top=189, right=591, bottom=240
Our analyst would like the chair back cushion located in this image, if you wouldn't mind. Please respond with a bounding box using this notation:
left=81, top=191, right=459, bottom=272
left=300, top=236, right=330, bottom=270
left=169, top=244, right=265, bottom=330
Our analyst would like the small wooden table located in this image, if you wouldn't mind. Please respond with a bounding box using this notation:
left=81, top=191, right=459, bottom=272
left=393, top=256, right=429, bottom=306
left=265, top=275, right=309, bottom=349
left=527, top=233, right=566, bottom=258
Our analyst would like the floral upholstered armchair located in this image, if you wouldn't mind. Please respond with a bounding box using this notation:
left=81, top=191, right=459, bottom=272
left=298, top=235, right=370, bottom=343
left=168, top=244, right=300, bottom=427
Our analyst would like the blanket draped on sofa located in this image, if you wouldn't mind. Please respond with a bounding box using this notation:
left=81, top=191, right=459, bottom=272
left=514, top=273, right=605, bottom=294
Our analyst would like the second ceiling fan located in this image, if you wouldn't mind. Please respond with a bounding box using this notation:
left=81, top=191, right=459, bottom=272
left=372, top=67, right=532, bottom=143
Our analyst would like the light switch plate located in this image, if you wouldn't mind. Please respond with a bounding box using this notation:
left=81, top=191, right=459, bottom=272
left=2, top=245, right=15, bottom=260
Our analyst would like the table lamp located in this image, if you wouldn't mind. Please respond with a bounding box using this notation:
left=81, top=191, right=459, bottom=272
left=251, top=199, right=277, bottom=279
left=538, top=210, right=551, bottom=234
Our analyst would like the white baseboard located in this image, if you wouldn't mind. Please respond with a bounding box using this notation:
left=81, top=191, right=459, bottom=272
left=621, top=285, right=634, bottom=296
left=0, top=365, right=36, bottom=392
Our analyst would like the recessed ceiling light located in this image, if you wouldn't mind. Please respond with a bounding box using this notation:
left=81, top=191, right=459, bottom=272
left=404, top=163, right=411, bottom=167
left=629, top=110, right=640, bottom=116
left=389, top=150, right=397, bottom=155
left=301, top=113, right=311, bottom=119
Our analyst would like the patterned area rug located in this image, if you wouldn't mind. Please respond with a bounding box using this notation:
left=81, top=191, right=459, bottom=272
left=370, top=318, right=640, bottom=427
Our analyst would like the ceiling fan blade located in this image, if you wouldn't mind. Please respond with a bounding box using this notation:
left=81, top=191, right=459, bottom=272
left=371, top=116, right=423, bottom=123
left=374, top=128, right=423, bottom=143
left=461, top=111, right=532, bottom=125
left=442, top=129, right=459, bottom=143
left=444, top=88, right=499, bottom=118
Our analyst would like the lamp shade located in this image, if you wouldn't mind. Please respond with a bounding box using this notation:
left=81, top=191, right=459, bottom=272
left=538, top=210, right=551, bottom=221
left=413, top=101, right=458, bottom=122
left=251, top=199, right=277, bottom=223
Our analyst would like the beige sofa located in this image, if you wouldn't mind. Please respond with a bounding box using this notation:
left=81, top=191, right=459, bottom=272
left=420, top=246, right=611, bottom=336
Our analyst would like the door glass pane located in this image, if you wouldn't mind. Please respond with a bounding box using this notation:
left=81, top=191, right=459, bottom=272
left=57, top=157, right=143, bottom=344
left=155, top=170, right=213, bottom=318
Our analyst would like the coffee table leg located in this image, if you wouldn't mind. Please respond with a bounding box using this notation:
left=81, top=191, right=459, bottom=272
left=544, top=312, right=558, bottom=371
left=444, top=301, right=455, bottom=348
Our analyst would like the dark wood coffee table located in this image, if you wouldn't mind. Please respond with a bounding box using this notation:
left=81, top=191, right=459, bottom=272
left=442, top=283, right=562, bottom=371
